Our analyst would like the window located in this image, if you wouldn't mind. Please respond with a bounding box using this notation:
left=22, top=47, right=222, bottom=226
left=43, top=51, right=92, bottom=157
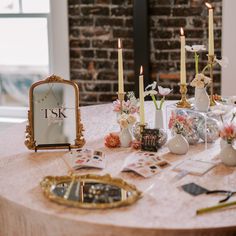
left=0, top=0, right=70, bottom=126
left=0, top=0, right=50, bottom=108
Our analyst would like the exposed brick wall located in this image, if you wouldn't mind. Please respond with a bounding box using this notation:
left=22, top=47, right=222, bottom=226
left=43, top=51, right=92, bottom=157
left=149, top=0, right=222, bottom=99
left=68, top=0, right=134, bottom=105
left=68, top=0, right=222, bottom=105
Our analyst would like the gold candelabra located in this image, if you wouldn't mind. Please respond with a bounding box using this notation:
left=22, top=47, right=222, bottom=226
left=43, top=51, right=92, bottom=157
left=208, top=54, right=216, bottom=106
left=176, top=83, right=192, bottom=108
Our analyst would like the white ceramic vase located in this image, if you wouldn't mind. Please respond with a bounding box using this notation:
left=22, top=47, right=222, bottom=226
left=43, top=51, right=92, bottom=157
left=154, top=109, right=164, bottom=129
left=219, top=142, right=236, bottom=166
left=119, top=126, right=132, bottom=148
left=167, top=133, right=189, bottom=155
left=195, top=87, right=210, bottom=112
left=220, top=139, right=227, bottom=149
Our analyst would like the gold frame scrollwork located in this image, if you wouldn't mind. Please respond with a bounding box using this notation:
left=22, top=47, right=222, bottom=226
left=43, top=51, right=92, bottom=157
left=25, top=74, right=85, bottom=150
left=40, top=174, right=142, bottom=209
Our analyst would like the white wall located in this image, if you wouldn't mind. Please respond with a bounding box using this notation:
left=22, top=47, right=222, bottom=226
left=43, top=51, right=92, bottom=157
left=222, top=0, right=236, bottom=96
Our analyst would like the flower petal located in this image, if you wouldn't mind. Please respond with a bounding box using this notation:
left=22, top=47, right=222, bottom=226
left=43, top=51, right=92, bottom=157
left=145, top=82, right=156, bottom=90
left=215, top=57, right=229, bottom=68
left=158, top=86, right=172, bottom=96
left=185, top=45, right=194, bottom=52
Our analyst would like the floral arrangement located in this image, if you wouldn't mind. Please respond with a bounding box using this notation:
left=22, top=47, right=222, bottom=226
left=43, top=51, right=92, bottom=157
left=190, top=73, right=211, bottom=88
left=144, top=81, right=172, bottom=110
left=185, top=44, right=228, bottom=88
left=220, top=124, right=236, bottom=144
left=219, top=112, right=236, bottom=144
left=118, top=114, right=136, bottom=129
left=168, top=112, right=193, bottom=135
left=113, top=92, right=139, bottom=114
left=104, top=133, right=120, bottom=148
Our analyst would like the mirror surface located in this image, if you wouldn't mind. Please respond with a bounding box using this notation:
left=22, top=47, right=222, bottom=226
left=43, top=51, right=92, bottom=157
left=41, top=174, right=142, bottom=209
left=33, top=83, right=76, bottom=146
left=53, top=181, right=131, bottom=204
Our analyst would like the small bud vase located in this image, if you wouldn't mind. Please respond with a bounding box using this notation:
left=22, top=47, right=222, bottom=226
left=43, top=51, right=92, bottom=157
left=194, top=87, right=210, bottom=112
left=219, top=142, right=236, bottom=166
left=167, top=133, right=189, bottom=155
left=154, top=109, right=164, bottom=129
left=119, top=126, right=132, bottom=148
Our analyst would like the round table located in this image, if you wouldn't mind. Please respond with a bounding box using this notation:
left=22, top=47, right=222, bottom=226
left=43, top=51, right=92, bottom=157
left=0, top=102, right=236, bottom=236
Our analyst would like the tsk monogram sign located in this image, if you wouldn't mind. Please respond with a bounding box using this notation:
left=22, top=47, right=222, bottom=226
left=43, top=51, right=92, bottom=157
left=41, top=108, right=67, bottom=119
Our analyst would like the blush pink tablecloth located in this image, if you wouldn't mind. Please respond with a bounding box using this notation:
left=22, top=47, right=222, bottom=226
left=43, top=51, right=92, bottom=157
left=0, top=102, right=236, bottom=236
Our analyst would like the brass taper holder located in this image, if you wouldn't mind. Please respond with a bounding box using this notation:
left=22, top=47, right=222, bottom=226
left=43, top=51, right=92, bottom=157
left=117, top=92, right=126, bottom=114
left=208, top=54, right=216, bottom=106
left=139, top=123, right=146, bottom=134
left=176, top=83, right=192, bottom=108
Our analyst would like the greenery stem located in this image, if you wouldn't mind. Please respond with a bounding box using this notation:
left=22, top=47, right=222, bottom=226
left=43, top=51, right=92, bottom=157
left=202, top=64, right=210, bottom=74
left=151, top=95, right=159, bottom=110
left=159, top=97, right=165, bottom=110
left=194, top=52, right=199, bottom=74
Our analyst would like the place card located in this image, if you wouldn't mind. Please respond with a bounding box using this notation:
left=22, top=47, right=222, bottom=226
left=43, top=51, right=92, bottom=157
left=122, top=151, right=170, bottom=178
left=64, top=149, right=106, bottom=170
left=173, top=159, right=216, bottom=176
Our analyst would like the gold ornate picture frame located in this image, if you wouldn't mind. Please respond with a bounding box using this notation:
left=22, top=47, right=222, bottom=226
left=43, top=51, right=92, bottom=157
left=25, top=74, right=85, bottom=151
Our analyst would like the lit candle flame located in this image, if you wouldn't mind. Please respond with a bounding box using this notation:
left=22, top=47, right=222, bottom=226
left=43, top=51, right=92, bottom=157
left=118, top=38, right=121, bottom=49
left=140, top=66, right=143, bottom=75
left=180, top=27, right=184, bottom=36
left=205, top=2, right=212, bottom=9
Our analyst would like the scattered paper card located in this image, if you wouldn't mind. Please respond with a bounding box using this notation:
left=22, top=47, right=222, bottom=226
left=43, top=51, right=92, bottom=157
left=173, top=159, right=216, bottom=176
left=64, top=149, right=106, bottom=170
left=122, top=151, right=170, bottom=178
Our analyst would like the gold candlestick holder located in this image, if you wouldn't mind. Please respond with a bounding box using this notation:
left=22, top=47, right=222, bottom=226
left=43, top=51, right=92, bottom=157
left=117, top=92, right=126, bottom=114
left=139, top=123, right=146, bottom=142
left=176, top=83, right=192, bottom=108
left=139, top=123, right=146, bottom=134
left=208, top=54, right=216, bottom=106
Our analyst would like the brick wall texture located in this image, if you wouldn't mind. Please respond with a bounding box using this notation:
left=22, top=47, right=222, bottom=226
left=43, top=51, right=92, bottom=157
left=68, top=0, right=222, bottom=105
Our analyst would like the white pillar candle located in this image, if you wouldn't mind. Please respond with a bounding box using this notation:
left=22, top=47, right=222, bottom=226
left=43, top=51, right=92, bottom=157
left=206, top=3, right=214, bottom=56
left=118, top=38, right=124, bottom=93
left=180, top=28, right=186, bottom=84
left=139, top=66, right=145, bottom=125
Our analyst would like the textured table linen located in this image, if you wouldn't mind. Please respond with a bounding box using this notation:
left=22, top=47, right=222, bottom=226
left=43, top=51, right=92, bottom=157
left=0, top=101, right=236, bottom=236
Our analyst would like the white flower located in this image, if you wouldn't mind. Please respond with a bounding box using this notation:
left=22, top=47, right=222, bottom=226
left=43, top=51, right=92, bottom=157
left=215, top=57, right=229, bottom=68
left=190, top=73, right=211, bottom=88
left=227, top=96, right=236, bottom=105
left=157, top=86, right=172, bottom=96
left=203, top=75, right=211, bottom=84
left=185, top=45, right=206, bottom=52
left=145, top=81, right=157, bottom=90
left=144, top=90, right=157, bottom=97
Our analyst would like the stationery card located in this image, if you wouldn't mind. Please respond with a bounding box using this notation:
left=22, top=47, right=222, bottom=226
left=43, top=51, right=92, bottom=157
left=173, top=159, right=216, bottom=176
left=122, top=151, right=170, bottom=178
left=65, top=149, right=106, bottom=170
